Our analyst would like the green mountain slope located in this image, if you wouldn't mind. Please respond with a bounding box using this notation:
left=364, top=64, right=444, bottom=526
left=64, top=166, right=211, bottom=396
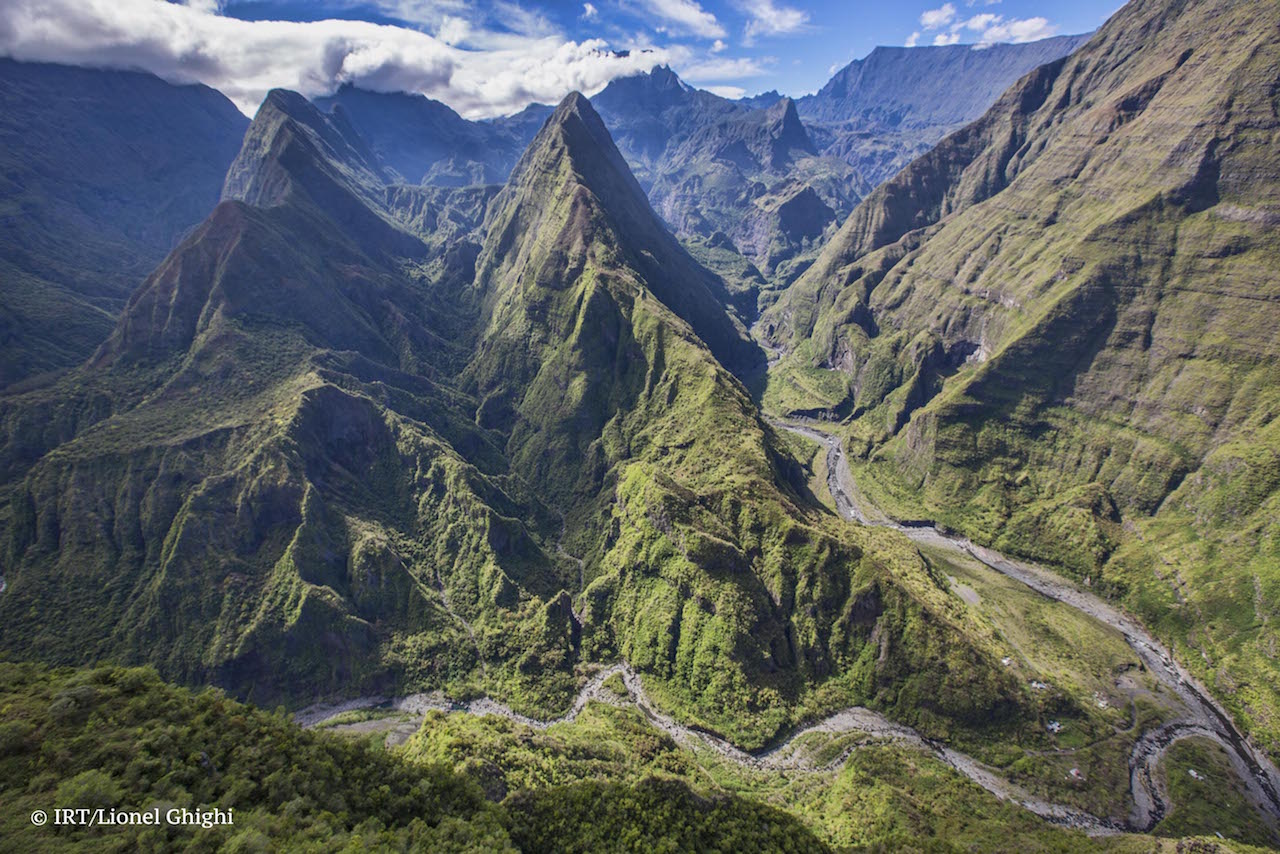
left=762, top=0, right=1280, bottom=757
left=460, top=93, right=1034, bottom=747
left=0, top=60, right=249, bottom=388
left=0, top=87, right=1031, bottom=754
left=0, top=88, right=562, bottom=708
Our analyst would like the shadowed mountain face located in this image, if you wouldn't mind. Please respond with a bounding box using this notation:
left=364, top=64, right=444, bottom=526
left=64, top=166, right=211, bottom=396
left=588, top=70, right=864, bottom=290
left=313, top=85, right=530, bottom=187
left=0, top=87, right=1023, bottom=748
left=0, top=60, right=249, bottom=388
left=764, top=0, right=1280, bottom=758
left=799, top=35, right=1090, bottom=189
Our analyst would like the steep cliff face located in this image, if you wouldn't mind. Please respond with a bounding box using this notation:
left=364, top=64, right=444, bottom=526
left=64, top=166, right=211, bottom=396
left=765, top=0, right=1280, bottom=756
left=0, top=87, right=1025, bottom=749
left=0, top=88, right=566, bottom=709
left=798, top=36, right=1091, bottom=190
left=800, top=36, right=1092, bottom=128
left=0, top=59, right=249, bottom=387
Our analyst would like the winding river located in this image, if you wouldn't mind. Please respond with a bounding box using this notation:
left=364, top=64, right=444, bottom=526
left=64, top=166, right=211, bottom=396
left=774, top=418, right=1280, bottom=834
left=298, top=419, right=1280, bottom=838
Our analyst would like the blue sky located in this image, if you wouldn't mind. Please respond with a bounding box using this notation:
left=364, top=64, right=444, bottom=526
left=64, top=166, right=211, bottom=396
left=217, top=0, right=1121, bottom=97
left=0, top=0, right=1123, bottom=115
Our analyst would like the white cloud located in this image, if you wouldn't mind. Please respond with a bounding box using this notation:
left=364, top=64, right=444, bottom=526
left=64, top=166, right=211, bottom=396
left=972, top=15, right=1057, bottom=44
left=737, top=0, right=808, bottom=46
left=639, top=0, right=725, bottom=38
left=963, top=12, right=1000, bottom=30
left=0, top=0, right=685, bottom=118
left=711, top=38, right=727, bottom=52
left=436, top=15, right=471, bottom=45
left=904, top=31, right=920, bottom=47
left=582, top=2, right=599, bottom=20
left=920, top=3, right=956, bottom=30
left=703, top=84, right=745, bottom=98
left=933, top=31, right=960, bottom=45
left=677, top=55, right=770, bottom=82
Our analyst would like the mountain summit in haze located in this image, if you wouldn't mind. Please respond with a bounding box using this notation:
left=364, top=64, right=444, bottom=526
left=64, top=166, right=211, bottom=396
left=0, top=60, right=248, bottom=387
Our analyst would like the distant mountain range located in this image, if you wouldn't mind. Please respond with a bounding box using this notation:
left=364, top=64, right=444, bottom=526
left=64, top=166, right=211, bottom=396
left=4, top=5, right=1278, bottom=846
left=798, top=35, right=1092, bottom=187
left=0, top=59, right=248, bottom=388
left=0, top=36, right=1089, bottom=391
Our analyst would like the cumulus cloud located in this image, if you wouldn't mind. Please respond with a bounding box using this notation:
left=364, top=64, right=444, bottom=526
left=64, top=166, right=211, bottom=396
left=963, top=12, right=1000, bottom=30
left=677, top=54, right=770, bottom=82
left=702, top=84, right=745, bottom=98
left=0, top=0, right=688, bottom=117
left=738, top=0, right=808, bottom=46
left=920, top=3, right=957, bottom=30
left=582, top=2, right=599, bottom=20
left=638, top=0, right=725, bottom=38
left=971, top=15, right=1057, bottom=44
left=948, top=11, right=1059, bottom=47
left=913, top=4, right=1059, bottom=50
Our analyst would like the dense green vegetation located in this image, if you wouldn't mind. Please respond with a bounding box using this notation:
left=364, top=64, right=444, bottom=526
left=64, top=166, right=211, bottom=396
left=0, top=662, right=826, bottom=852
left=2, top=1, right=1277, bottom=845
left=6, top=661, right=1272, bottom=852
left=0, top=59, right=247, bottom=388
left=761, top=0, right=1280, bottom=760
left=0, top=79, right=1037, bottom=760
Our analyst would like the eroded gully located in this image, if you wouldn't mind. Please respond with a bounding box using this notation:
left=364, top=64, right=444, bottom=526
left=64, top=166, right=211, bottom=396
left=296, top=420, right=1280, bottom=838
left=772, top=418, right=1280, bottom=835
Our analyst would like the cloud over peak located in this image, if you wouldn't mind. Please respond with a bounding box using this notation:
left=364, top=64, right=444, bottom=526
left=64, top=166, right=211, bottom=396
left=738, top=0, right=809, bottom=45
left=0, top=0, right=686, bottom=117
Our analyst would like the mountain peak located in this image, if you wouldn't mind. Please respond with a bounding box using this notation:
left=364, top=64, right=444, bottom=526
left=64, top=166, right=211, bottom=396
left=765, top=95, right=802, bottom=126
left=223, top=87, right=387, bottom=208
left=483, top=90, right=758, bottom=373
left=515, top=90, right=644, bottom=206
left=764, top=95, right=816, bottom=160
left=551, top=90, right=596, bottom=123
left=648, top=65, right=685, bottom=90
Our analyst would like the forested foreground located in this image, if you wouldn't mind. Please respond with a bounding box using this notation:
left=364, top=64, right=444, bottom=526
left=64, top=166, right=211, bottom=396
left=3, top=661, right=1273, bottom=853
left=0, top=662, right=823, bottom=853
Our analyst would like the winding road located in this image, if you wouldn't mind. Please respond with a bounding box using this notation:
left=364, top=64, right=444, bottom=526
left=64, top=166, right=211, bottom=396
left=298, top=419, right=1280, bottom=839
left=773, top=418, right=1280, bottom=835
